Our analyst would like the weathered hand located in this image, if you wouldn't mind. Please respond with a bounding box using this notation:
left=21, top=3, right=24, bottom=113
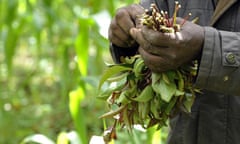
left=108, top=4, right=144, bottom=48
left=130, top=17, right=204, bottom=73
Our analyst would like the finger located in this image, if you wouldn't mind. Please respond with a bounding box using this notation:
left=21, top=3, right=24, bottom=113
left=176, top=17, right=184, bottom=24
left=130, top=28, right=145, bottom=46
left=139, top=47, right=172, bottom=73
left=141, top=26, right=177, bottom=46
left=115, top=8, right=136, bottom=35
left=130, top=27, right=160, bottom=54
left=130, top=27, right=170, bottom=55
left=109, top=20, right=133, bottom=47
left=109, top=33, right=129, bottom=48
left=116, top=4, right=144, bottom=35
left=126, top=4, right=145, bottom=27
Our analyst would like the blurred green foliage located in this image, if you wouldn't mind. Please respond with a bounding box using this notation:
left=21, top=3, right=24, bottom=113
left=0, top=0, right=138, bottom=143
left=0, top=0, right=167, bottom=143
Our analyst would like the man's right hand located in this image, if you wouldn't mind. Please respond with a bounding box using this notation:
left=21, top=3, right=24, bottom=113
left=108, top=4, right=144, bottom=48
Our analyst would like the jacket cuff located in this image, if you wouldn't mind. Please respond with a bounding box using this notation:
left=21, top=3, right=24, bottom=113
left=110, top=43, right=138, bottom=63
left=195, top=27, right=240, bottom=95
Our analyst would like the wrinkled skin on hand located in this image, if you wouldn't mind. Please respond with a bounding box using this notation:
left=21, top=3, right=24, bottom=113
left=130, top=18, right=204, bottom=73
left=108, top=4, right=145, bottom=48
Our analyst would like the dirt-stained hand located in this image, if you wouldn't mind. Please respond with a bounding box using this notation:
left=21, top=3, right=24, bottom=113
left=130, top=17, right=204, bottom=73
left=108, top=4, right=144, bottom=48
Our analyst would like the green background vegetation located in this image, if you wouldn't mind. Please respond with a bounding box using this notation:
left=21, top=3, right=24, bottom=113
left=0, top=0, right=167, bottom=143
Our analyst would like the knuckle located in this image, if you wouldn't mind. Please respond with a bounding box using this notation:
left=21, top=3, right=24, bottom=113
left=169, top=52, right=177, bottom=61
left=115, top=8, right=128, bottom=20
left=169, top=54, right=178, bottom=68
left=108, top=30, right=113, bottom=41
left=111, top=38, right=123, bottom=47
left=176, top=36, right=186, bottom=45
left=129, top=4, right=140, bottom=11
left=144, top=60, right=152, bottom=69
left=143, top=43, right=151, bottom=52
left=130, top=4, right=144, bottom=14
left=108, top=26, right=116, bottom=39
left=153, top=67, right=163, bottom=73
left=170, top=59, right=180, bottom=69
left=109, top=21, right=118, bottom=31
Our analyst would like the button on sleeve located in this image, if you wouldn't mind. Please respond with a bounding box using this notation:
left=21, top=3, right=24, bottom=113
left=224, top=52, right=238, bottom=65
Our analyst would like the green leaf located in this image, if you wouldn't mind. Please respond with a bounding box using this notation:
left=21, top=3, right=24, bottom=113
left=116, top=83, right=137, bottom=104
left=152, top=78, right=177, bottom=103
left=159, top=80, right=177, bottom=102
left=106, top=72, right=128, bottom=83
left=75, top=17, right=94, bottom=76
left=99, top=105, right=126, bottom=119
left=21, top=134, right=54, bottom=144
left=166, top=70, right=176, bottom=80
left=124, top=57, right=136, bottom=64
left=4, top=17, right=25, bottom=74
left=183, top=93, right=195, bottom=113
left=133, top=85, right=154, bottom=102
left=133, top=57, right=145, bottom=77
left=152, top=72, right=177, bottom=102
left=98, top=88, right=114, bottom=100
left=151, top=72, right=161, bottom=84
left=116, top=91, right=130, bottom=105
left=57, top=132, right=69, bottom=144
left=150, top=98, right=160, bottom=119
left=162, top=71, right=177, bottom=84
left=98, top=79, right=126, bottom=100
left=98, top=65, right=132, bottom=89
left=69, top=87, right=87, bottom=144
left=165, top=97, right=178, bottom=115
left=175, top=89, right=185, bottom=96
left=162, top=73, right=170, bottom=84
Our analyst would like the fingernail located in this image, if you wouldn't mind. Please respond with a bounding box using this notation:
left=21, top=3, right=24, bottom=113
left=130, top=28, right=139, bottom=37
left=130, top=28, right=135, bottom=36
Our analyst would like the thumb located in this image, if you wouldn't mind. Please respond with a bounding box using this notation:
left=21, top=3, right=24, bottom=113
left=130, top=28, right=140, bottom=41
left=129, top=27, right=146, bottom=47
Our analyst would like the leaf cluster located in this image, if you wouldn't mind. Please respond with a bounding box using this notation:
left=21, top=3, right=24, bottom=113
left=98, top=2, right=201, bottom=143
left=98, top=56, right=199, bottom=143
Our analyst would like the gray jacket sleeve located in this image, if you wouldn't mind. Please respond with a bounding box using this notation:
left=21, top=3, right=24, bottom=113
left=140, top=0, right=155, bottom=7
left=195, top=27, right=240, bottom=96
left=140, top=0, right=169, bottom=10
left=141, top=0, right=240, bottom=95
